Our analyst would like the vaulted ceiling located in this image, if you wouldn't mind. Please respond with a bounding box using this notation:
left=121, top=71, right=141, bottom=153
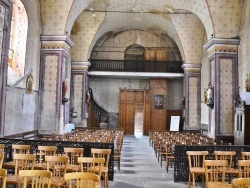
left=40, top=0, right=242, bottom=63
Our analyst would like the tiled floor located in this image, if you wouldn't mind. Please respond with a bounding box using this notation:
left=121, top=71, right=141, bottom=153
left=109, top=134, right=202, bottom=188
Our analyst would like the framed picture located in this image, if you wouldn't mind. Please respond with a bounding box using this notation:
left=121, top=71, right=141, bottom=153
left=154, top=95, right=164, bottom=109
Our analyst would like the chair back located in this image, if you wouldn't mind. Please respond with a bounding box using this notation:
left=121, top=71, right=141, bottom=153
left=12, top=144, right=30, bottom=154
left=232, top=178, right=250, bottom=188
left=241, top=152, right=250, bottom=160
left=0, top=145, right=4, bottom=153
left=91, top=148, right=111, bottom=168
left=78, top=157, right=105, bottom=177
left=187, top=151, right=208, bottom=168
left=0, top=153, right=4, bottom=168
left=37, top=146, right=57, bottom=164
left=204, top=159, right=228, bottom=187
left=238, top=160, right=250, bottom=178
left=19, top=170, right=52, bottom=188
left=64, top=148, right=84, bottom=165
left=64, top=172, right=100, bottom=188
left=13, top=154, right=36, bottom=175
left=0, top=168, right=7, bottom=188
left=45, top=155, right=68, bottom=178
left=214, top=150, right=236, bottom=168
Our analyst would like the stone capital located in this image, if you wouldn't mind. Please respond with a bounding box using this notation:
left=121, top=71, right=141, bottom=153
left=203, top=38, right=240, bottom=58
left=40, top=35, right=74, bottom=54
left=182, top=64, right=201, bottom=74
left=71, top=61, right=90, bottom=72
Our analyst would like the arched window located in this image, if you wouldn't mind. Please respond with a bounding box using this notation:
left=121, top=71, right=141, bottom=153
left=125, top=44, right=145, bottom=61
left=7, top=0, right=28, bottom=85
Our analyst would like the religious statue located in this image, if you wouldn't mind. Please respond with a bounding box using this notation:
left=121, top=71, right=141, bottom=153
left=206, top=82, right=214, bottom=107
left=26, top=74, right=34, bottom=94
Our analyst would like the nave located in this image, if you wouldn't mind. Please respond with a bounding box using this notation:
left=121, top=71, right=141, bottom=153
left=110, top=134, right=201, bottom=188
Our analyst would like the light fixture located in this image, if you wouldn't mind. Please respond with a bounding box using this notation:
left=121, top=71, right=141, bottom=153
left=89, top=7, right=93, bottom=11
left=92, top=12, right=96, bottom=17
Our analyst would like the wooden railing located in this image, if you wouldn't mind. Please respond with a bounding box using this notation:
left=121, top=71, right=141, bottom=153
left=88, top=59, right=184, bottom=73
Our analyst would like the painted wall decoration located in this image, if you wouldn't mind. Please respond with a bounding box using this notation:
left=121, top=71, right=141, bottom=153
left=7, top=0, right=28, bottom=86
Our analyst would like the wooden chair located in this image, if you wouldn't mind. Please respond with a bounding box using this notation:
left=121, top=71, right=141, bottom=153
left=241, top=152, right=250, bottom=160
left=64, top=172, right=100, bottom=188
left=114, top=137, right=122, bottom=172
left=237, top=160, right=250, bottom=178
left=45, top=155, right=68, bottom=187
left=204, top=160, right=231, bottom=188
left=19, top=170, right=52, bottom=188
left=0, top=153, right=4, bottom=168
left=3, top=144, right=30, bottom=170
left=0, top=144, right=4, bottom=153
left=34, top=146, right=57, bottom=170
left=214, top=151, right=239, bottom=182
left=0, top=168, right=7, bottom=188
left=232, top=178, right=250, bottom=188
left=6, top=153, right=35, bottom=187
left=78, top=157, right=105, bottom=188
left=165, top=143, right=175, bottom=173
left=91, top=148, right=111, bottom=188
left=186, top=151, right=208, bottom=188
left=64, top=147, right=84, bottom=172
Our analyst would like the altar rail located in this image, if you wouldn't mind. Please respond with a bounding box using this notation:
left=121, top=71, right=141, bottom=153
left=174, top=145, right=250, bottom=182
left=0, top=138, right=114, bottom=180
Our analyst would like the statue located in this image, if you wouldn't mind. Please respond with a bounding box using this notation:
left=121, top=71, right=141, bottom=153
left=206, top=82, right=214, bottom=106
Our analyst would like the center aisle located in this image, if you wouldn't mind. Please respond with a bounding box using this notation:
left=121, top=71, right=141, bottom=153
left=109, top=134, right=197, bottom=188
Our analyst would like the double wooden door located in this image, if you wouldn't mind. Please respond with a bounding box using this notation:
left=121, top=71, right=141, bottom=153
left=119, top=89, right=151, bottom=135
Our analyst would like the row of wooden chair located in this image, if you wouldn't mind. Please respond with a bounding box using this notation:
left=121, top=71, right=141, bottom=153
left=0, top=143, right=112, bottom=188
left=0, top=168, right=100, bottom=188
left=187, top=151, right=250, bottom=188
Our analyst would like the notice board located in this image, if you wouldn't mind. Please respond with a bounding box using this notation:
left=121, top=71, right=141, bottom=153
left=170, top=116, right=180, bottom=131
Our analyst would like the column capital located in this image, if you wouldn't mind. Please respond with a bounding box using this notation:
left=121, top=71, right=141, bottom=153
left=203, top=38, right=240, bottom=58
left=182, top=63, right=201, bottom=74
left=71, top=61, right=90, bottom=72
left=40, top=35, right=74, bottom=54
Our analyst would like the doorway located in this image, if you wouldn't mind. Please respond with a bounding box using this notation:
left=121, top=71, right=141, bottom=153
left=134, top=107, right=143, bottom=135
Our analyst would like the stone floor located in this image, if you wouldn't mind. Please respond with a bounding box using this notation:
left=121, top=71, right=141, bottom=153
left=109, top=134, right=203, bottom=188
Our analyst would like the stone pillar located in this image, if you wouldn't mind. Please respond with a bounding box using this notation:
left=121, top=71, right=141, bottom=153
left=39, top=35, right=74, bottom=135
left=70, top=61, right=90, bottom=127
left=182, top=64, right=201, bottom=130
left=203, top=38, right=240, bottom=140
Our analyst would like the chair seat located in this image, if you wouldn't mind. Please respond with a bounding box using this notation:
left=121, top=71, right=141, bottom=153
left=6, top=174, right=22, bottom=185
left=3, top=161, right=15, bottom=169
left=190, top=167, right=205, bottom=174
left=51, top=177, right=66, bottom=187
left=65, top=164, right=81, bottom=172
left=207, top=181, right=232, bottom=188
left=34, top=163, right=47, bottom=170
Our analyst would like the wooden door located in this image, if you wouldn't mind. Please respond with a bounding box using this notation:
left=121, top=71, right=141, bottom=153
left=119, top=89, right=148, bottom=135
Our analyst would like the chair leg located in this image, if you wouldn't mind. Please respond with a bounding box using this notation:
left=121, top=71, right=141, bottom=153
left=104, top=173, right=108, bottom=188
left=192, top=174, right=195, bottom=188
left=166, top=159, right=169, bottom=173
left=188, top=173, right=191, bottom=188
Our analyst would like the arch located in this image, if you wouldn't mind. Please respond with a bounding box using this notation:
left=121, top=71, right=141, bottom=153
left=124, top=44, right=145, bottom=61
left=7, top=0, right=28, bottom=85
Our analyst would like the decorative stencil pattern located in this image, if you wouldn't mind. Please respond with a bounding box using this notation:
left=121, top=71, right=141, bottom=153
left=220, top=59, right=233, bottom=134
left=207, top=0, right=242, bottom=38
left=73, top=75, right=83, bottom=123
left=71, top=11, right=105, bottom=61
left=167, top=80, right=183, bottom=110
left=188, top=77, right=198, bottom=127
left=40, top=0, right=73, bottom=35
left=43, top=55, right=58, bottom=117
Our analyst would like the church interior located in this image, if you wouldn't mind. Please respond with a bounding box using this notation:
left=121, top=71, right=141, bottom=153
left=0, top=0, right=250, bottom=187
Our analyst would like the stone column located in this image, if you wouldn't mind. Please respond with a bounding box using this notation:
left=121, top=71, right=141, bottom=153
left=39, top=35, right=74, bottom=135
left=203, top=38, right=240, bottom=140
left=182, top=64, right=201, bottom=130
left=70, top=61, right=90, bottom=127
